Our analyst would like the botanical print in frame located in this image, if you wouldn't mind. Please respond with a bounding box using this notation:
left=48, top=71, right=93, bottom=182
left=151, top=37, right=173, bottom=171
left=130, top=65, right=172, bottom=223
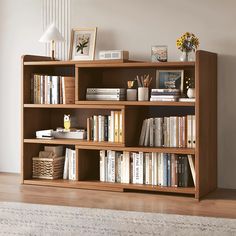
left=69, top=28, right=97, bottom=60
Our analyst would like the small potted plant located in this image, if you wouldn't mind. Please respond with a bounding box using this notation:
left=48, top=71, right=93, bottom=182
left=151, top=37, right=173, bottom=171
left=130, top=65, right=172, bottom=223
left=176, top=32, right=199, bottom=61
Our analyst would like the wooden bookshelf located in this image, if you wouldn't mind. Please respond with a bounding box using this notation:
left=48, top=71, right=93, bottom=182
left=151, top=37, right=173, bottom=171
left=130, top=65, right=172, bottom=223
left=21, top=51, right=217, bottom=199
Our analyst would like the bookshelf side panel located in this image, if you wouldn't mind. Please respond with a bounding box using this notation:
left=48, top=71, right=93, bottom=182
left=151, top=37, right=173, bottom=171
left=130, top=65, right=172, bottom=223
left=196, top=50, right=217, bottom=198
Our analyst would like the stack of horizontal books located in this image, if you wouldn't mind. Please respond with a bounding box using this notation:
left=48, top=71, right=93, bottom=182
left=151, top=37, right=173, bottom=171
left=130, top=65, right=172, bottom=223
left=86, top=88, right=126, bottom=101
left=150, top=89, right=180, bottom=102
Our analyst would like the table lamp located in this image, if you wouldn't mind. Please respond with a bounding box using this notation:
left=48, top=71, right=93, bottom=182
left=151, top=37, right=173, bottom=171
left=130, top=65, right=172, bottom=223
left=39, top=23, right=64, bottom=60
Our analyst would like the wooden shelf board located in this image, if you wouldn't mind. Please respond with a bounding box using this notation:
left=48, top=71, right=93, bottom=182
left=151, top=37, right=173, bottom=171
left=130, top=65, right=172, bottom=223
left=75, top=101, right=195, bottom=107
left=76, top=145, right=195, bottom=154
left=24, top=138, right=125, bottom=147
left=24, top=60, right=195, bottom=68
left=23, top=179, right=195, bottom=195
left=24, top=104, right=125, bottom=109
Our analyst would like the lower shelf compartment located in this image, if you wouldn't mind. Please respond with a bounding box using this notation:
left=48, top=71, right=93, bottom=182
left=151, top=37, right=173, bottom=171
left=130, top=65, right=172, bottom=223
left=23, top=179, right=196, bottom=195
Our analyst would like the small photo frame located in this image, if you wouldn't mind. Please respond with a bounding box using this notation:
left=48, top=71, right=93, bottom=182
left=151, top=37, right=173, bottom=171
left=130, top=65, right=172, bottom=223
left=156, top=70, right=184, bottom=93
left=69, top=27, right=97, bottom=60
left=151, top=45, right=168, bottom=62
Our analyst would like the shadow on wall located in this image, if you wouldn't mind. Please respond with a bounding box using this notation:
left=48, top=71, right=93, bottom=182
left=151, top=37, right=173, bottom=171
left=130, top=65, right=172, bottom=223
left=217, top=54, right=236, bottom=189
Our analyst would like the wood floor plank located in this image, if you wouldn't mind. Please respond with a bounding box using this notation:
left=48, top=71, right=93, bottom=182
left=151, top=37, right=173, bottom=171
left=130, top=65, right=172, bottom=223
left=0, top=173, right=235, bottom=219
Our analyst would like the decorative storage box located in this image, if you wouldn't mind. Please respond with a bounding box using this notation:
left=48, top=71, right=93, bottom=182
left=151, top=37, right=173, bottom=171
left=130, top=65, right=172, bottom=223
left=32, top=156, right=65, bottom=179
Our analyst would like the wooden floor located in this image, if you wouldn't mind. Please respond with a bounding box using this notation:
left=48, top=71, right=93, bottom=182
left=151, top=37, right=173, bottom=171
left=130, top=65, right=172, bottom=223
left=0, top=173, right=235, bottom=219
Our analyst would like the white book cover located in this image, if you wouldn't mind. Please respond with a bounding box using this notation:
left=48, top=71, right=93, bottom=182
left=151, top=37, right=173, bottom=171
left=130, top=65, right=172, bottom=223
left=110, top=111, right=115, bottom=142
left=149, top=118, right=154, bottom=147
left=144, top=153, right=149, bottom=184
left=192, top=115, right=196, bottom=148
left=158, top=153, right=164, bottom=186
left=107, top=150, right=115, bottom=182
left=144, top=119, right=151, bottom=146
left=139, top=119, right=147, bottom=146
left=125, top=152, right=130, bottom=184
left=51, top=76, right=59, bottom=104
left=152, top=152, right=158, bottom=186
left=68, top=149, right=73, bottom=180
left=93, top=115, right=98, bottom=141
left=63, top=148, right=69, bottom=179
left=120, top=153, right=125, bottom=183
left=100, top=150, right=106, bottom=182
left=132, top=153, right=137, bottom=184
left=187, top=115, right=192, bottom=148
left=137, top=152, right=144, bottom=184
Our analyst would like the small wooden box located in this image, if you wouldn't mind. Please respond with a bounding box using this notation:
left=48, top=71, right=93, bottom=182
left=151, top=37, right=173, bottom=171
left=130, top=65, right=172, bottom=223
left=32, top=156, right=65, bottom=179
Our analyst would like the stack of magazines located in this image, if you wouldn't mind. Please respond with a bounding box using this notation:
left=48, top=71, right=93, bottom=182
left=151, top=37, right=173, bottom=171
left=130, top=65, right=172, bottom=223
left=86, top=88, right=126, bottom=101
left=150, top=89, right=180, bottom=101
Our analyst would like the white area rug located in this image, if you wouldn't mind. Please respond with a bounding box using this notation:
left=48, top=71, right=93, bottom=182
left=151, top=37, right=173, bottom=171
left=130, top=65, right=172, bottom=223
left=0, top=202, right=235, bottom=236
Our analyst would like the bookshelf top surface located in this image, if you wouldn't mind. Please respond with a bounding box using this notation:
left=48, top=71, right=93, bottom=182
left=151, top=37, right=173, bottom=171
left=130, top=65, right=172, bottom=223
left=24, top=60, right=195, bottom=68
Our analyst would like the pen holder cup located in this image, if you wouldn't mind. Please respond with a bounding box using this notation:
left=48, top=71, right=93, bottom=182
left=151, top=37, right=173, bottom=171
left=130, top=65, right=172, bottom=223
left=138, top=87, right=149, bottom=101
left=126, top=89, right=137, bottom=101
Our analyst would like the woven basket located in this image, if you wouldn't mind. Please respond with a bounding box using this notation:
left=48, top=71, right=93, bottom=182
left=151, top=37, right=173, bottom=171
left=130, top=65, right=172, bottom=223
left=32, top=156, right=65, bottom=179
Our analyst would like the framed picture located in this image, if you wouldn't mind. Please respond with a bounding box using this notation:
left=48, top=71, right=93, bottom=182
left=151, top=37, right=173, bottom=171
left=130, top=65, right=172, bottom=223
left=156, top=70, right=184, bottom=93
left=151, top=45, right=168, bottom=62
left=69, top=27, right=97, bottom=60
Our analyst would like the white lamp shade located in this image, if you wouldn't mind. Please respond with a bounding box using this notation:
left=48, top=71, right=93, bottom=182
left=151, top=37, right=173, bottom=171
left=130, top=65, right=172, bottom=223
left=39, top=23, right=64, bottom=42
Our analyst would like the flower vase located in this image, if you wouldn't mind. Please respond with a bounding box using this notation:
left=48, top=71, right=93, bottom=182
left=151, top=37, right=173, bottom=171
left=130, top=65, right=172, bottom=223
left=180, top=51, right=195, bottom=62
left=187, top=88, right=195, bottom=98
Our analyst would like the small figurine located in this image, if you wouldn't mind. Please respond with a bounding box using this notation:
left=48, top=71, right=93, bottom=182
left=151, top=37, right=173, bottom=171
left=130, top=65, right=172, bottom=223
left=64, top=114, right=71, bottom=131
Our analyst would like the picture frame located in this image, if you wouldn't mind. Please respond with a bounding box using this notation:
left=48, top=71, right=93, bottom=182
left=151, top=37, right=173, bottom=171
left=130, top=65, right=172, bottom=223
left=156, top=70, right=184, bottom=93
left=69, top=27, right=97, bottom=61
left=151, top=45, right=168, bottom=62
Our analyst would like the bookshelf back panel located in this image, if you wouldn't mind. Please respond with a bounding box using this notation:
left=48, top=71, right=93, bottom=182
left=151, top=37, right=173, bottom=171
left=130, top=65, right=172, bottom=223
left=23, top=143, right=75, bottom=180
left=77, top=149, right=99, bottom=181
left=23, top=65, right=75, bottom=104
left=24, top=108, right=122, bottom=139
left=125, top=106, right=195, bottom=146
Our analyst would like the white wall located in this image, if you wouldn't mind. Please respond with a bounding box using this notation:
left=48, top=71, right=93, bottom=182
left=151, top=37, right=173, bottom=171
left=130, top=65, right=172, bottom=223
left=0, top=0, right=235, bottom=189
left=0, top=0, right=44, bottom=172
left=70, top=0, right=236, bottom=189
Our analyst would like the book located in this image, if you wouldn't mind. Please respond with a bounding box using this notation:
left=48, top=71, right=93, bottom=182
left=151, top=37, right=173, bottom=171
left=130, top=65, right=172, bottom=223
left=51, top=76, right=60, bottom=104
left=139, top=119, right=147, bottom=146
left=63, top=148, right=70, bottom=179
left=62, top=76, right=75, bottom=104
left=52, top=130, right=86, bottom=139
left=178, top=98, right=195, bottom=102
left=187, top=115, right=192, bottom=148
left=114, top=111, right=119, bottom=142
left=86, top=94, right=125, bottom=101
left=86, top=88, right=126, bottom=94
left=119, top=112, right=123, bottom=142
left=69, top=149, right=77, bottom=180
left=100, top=150, right=106, bottom=182
left=188, top=155, right=196, bottom=186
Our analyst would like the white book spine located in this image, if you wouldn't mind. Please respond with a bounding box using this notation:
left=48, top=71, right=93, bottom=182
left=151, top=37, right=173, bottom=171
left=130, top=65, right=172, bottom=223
left=125, top=152, right=130, bottom=184
left=138, top=152, right=144, bottom=184
left=119, top=112, right=123, bottom=142
left=149, top=118, right=154, bottom=147
left=63, top=148, right=69, bottom=179
left=145, top=153, right=149, bottom=184
left=187, top=115, right=192, bottom=148
left=71, top=150, right=77, bottom=180
left=100, top=150, right=106, bottom=182
left=111, top=151, right=116, bottom=183
left=68, top=149, right=72, bottom=180
left=192, top=115, right=196, bottom=148
left=144, top=119, right=151, bottom=146
left=93, top=115, right=98, bottom=142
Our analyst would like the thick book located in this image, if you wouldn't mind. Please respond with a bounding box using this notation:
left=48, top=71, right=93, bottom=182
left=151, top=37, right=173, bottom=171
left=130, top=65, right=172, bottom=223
left=150, top=97, right=178, bottom=102
left=52, top=130, right=86, bottom=139
left=86, top=94, right=125, bottom=101
left=51, top=76, right=60, bottom=104
left=62, top=77, right=75, bottom=104
left=69, top=149, right=77, bottom=180
left=86, top=88, right=126, bottom=94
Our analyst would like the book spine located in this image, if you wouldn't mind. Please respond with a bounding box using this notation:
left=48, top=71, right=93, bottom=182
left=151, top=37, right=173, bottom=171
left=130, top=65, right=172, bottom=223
left=167, top=154, right=171, bottom=187
left=87, top=117, right=91, bottom=141
left=115, top=152, right=122, bottom=183
left=110, top=111, right=115, bottom=142
left=119, top=111, right=123, bottom=143
left=98, top=115, right=102, bottom=142
left=104, top=116, right=108, bottom=141
left=144, top=119, right=150, bottom=146
left=86, top=88, right=126, bottom=94
left=63, top=148, right=69, bottom=180
left=163, top=153, right=168, bottom=187
left=192, top=115, right=196, bottom=148
left=187, top=115, right=192, bottom=148
left=100, top=150, right=106, bottom=182
left=138, top=152, right=143, bottom=184
left=93, top=115, right=98, bottom=141
left=114, top=111, right=119, bottom=142
left=149, top=118, right=154, bottom=147
left=139, top=119, right=147, bottom=146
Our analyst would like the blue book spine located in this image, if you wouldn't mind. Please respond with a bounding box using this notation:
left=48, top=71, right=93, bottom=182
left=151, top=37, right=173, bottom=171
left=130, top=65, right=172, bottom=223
left=167, top=154, right=171, bottom=187
left=163, top=153, right=168, bottom=187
